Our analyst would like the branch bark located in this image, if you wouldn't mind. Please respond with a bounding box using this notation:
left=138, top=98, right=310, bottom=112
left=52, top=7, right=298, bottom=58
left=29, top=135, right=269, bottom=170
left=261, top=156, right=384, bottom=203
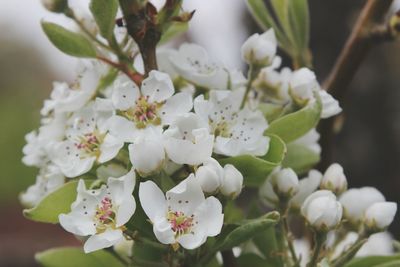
left=319, top=0, right=394, bottom=169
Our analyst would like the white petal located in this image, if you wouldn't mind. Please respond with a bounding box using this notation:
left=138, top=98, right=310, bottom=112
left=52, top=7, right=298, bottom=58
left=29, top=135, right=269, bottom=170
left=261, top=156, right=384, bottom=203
left=107, top=115, right=138, bottom=143
left=84, top=229, right=124, bottom=253
left=153, top=216, right=175, bottom=245
left=59, top=213, right=96, bottom=236
left=166, top=174, right=205, bottom=216
left=111, top=76, right=140, bottom=111
left=139, top=181, right=167, bottom=221
left=98, top=134, right=124, bottom=163
left=194, top=196, right=224, bottom=237
left=319, top=90, right=342, bottom=119
left=141, top=70, right=174, bottom=103
left=160, top=92, right=193, bottom=125
left=177, top=228, right=207, bottom=249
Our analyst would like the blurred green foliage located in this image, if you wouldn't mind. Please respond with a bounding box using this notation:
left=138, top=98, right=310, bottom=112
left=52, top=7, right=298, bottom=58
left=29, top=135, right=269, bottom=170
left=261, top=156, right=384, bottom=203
left=0, top=35, right=52, bottom=206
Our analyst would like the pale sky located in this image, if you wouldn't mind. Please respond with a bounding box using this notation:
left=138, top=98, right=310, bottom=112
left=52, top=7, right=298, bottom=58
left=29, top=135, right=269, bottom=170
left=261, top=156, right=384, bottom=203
left=0, top=0, right=247, bottom=81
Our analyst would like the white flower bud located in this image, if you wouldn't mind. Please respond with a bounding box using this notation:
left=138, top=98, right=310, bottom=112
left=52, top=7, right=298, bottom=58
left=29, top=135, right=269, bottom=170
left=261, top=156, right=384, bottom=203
left=339, top=187, right=385, bottom=226
left=289, top=68, right=318, bottom=106
left=364, top=202, right=397, bottom=231
left=241, top=29, right=277, bottom=65
left=128, top=135, right=165, bottom=177
left=220, top=164, right=243, bottom=198
left=42, top=0, right=68, bottom=13
left=270, top=168, right=299, bottom=199
left=320, top=163, right=347, bottom=195
left=195, top=158, right=224, bottom=193
left=301, top=190, right=343, bottom=231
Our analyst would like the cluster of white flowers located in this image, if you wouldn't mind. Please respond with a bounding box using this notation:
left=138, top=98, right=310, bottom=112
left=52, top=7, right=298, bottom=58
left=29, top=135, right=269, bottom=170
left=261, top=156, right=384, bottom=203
left=21, top=17, right=397, bottom=266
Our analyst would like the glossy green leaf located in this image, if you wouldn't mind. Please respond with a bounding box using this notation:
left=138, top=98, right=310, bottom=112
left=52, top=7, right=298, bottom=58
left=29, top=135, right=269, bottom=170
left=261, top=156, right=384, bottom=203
left=42, top=22, right=97, bottom=58
left=159, top=22, right=189, bottom=45
left=90, top=0, right=118, bottom=40
left=344, top=255, right=400, bottom=267
left=266, top=96, right=322, bottom=143
left=253, top=226, right=283, bottom=266
left=218, top=134, right=286, bottom=187
left=283, top=143, right=320, bottom=174
left=214, top=211, right=280, bottom=252
left=35, top=247, right=125, bottom=267
left=23, top=180, right=92, bottom=224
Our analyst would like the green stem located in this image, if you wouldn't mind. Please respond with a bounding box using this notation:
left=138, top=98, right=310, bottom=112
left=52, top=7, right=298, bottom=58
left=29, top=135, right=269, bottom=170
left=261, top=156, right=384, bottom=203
left=331, top=235, right=368, bottom=267
left=240, top=64, right=258, bottom=108
left=306, top=231, right=326, bottom=267
left=282, top=217, right=300, bottom=267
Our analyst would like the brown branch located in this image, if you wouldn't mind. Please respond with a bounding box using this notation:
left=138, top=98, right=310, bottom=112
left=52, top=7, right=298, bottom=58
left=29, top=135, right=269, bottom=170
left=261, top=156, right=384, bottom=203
left=97, top=56, right=143, bottom=86
left=221, top=250, right=238, bottom=267
left=318, top=0, right=394, bottom=169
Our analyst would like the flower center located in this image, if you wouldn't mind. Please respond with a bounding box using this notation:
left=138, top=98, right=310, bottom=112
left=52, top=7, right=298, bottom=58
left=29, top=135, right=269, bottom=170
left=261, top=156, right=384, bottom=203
left=74, top=130, right=105, bottom=158
left=123, top=96, right=162, bottom=129
left=94, top=197, right=116, bottom=233
left=167, top=211, right=194, bottom=237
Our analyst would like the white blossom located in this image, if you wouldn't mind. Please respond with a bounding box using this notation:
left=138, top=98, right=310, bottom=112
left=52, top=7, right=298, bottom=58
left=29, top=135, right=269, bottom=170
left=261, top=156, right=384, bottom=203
left=301, top=190, right=343, bottom=231
left=291, top=128, right=321, bottom=155
left=319, top=90, right=342, bottom=119
left=194, top=89, right=269, bottom=157
left=52, top=105, right=123, bottom=178
left=59, top=170, right=136, bottom=253
left=364, top=202, right=397, bottom=231
left=164, top=113, right=214, bottom=166
left=339, top=187, right=385, bottom=225
left=139, top=175, right=224, bottom=249
left=270, top=167, right=299, bottom=198
left=108, top=71, right=192, bottom=143
left=320, top=163, right=347, bottom=195
left=241, top=29, right=277, bottom=66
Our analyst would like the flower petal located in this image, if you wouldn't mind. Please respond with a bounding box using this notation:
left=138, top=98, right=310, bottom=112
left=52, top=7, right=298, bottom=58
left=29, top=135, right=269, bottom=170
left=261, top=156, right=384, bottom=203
left=98, top=133, right=124, bottom=163
left=111, top=76, right=140, bottom=111
left=83, top=229, right=124, bottom=253
left=141, top=70, right=174, bottom=103
left=139, top=181, right=167, bottom=221
left=160, top=92, right=193, bottom=125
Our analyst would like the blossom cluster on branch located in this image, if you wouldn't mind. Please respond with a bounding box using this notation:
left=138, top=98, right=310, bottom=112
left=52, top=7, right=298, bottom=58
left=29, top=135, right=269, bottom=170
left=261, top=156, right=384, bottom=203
left=20, top=0, right=399, bottom=267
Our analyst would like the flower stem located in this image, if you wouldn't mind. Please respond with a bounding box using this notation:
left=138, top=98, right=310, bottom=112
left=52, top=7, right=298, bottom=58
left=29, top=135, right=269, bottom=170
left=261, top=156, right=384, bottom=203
left=221, top=250, right=238, bottom=267
left=282, top=216, right=300, bottom=267
left=306, top=231, right=326, bottom=267
left=240, top=64, right=258, bottom=108
left=331, top=233, right=368, bottom=267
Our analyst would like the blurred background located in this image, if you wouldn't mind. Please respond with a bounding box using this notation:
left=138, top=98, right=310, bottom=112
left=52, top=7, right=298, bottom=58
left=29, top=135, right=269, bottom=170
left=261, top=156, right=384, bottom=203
left=0, top=0, right=399, bottom=266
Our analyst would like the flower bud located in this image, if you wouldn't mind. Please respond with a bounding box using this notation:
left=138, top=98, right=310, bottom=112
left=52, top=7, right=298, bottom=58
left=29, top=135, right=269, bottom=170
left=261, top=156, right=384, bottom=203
left=41, top=0, right=68, bottom=13
left=128, top=136, right=165, bottom=177
left=241, top=29, right=277, bottom=66
left=339, top=187, right=385, bottom=226
left=301, top=190, right=343, bottom=231
left=320, top=163, right=347, bottom=195
left=364, top=202, right=397, bottom=232
left=220, top=164, right=243, bottom=198
left=270, top=168, right=299, bottom=199
left=195, top=158, right=224, bottom=193
left=289, top=68, right=318, bottom=106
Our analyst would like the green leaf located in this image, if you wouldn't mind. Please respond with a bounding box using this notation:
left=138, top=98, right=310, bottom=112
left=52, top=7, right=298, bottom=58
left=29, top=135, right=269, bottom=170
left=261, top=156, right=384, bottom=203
left=282, top=143, right=320, bottom=174
left=218, top=134, right=286, bottom=187
left=159, top=22, right=189, bottom=45
left=288, top=0, right=310, bottom=52
left=258, top=103, right=286, bottom=122
left=35, top=247, right=125, bottom=267
left=90, top=0, right=118, bottom=40
left=213, top=211, right=280, bottom=252
left=253, top=226, right=283, bottom=266
left=41, top=22, right=97, bottom=58
left=344, top=255, right=400, bottom=267
left=23, top=180, right=92, bottom=224
left=266, top=95, right=322, bottom=143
